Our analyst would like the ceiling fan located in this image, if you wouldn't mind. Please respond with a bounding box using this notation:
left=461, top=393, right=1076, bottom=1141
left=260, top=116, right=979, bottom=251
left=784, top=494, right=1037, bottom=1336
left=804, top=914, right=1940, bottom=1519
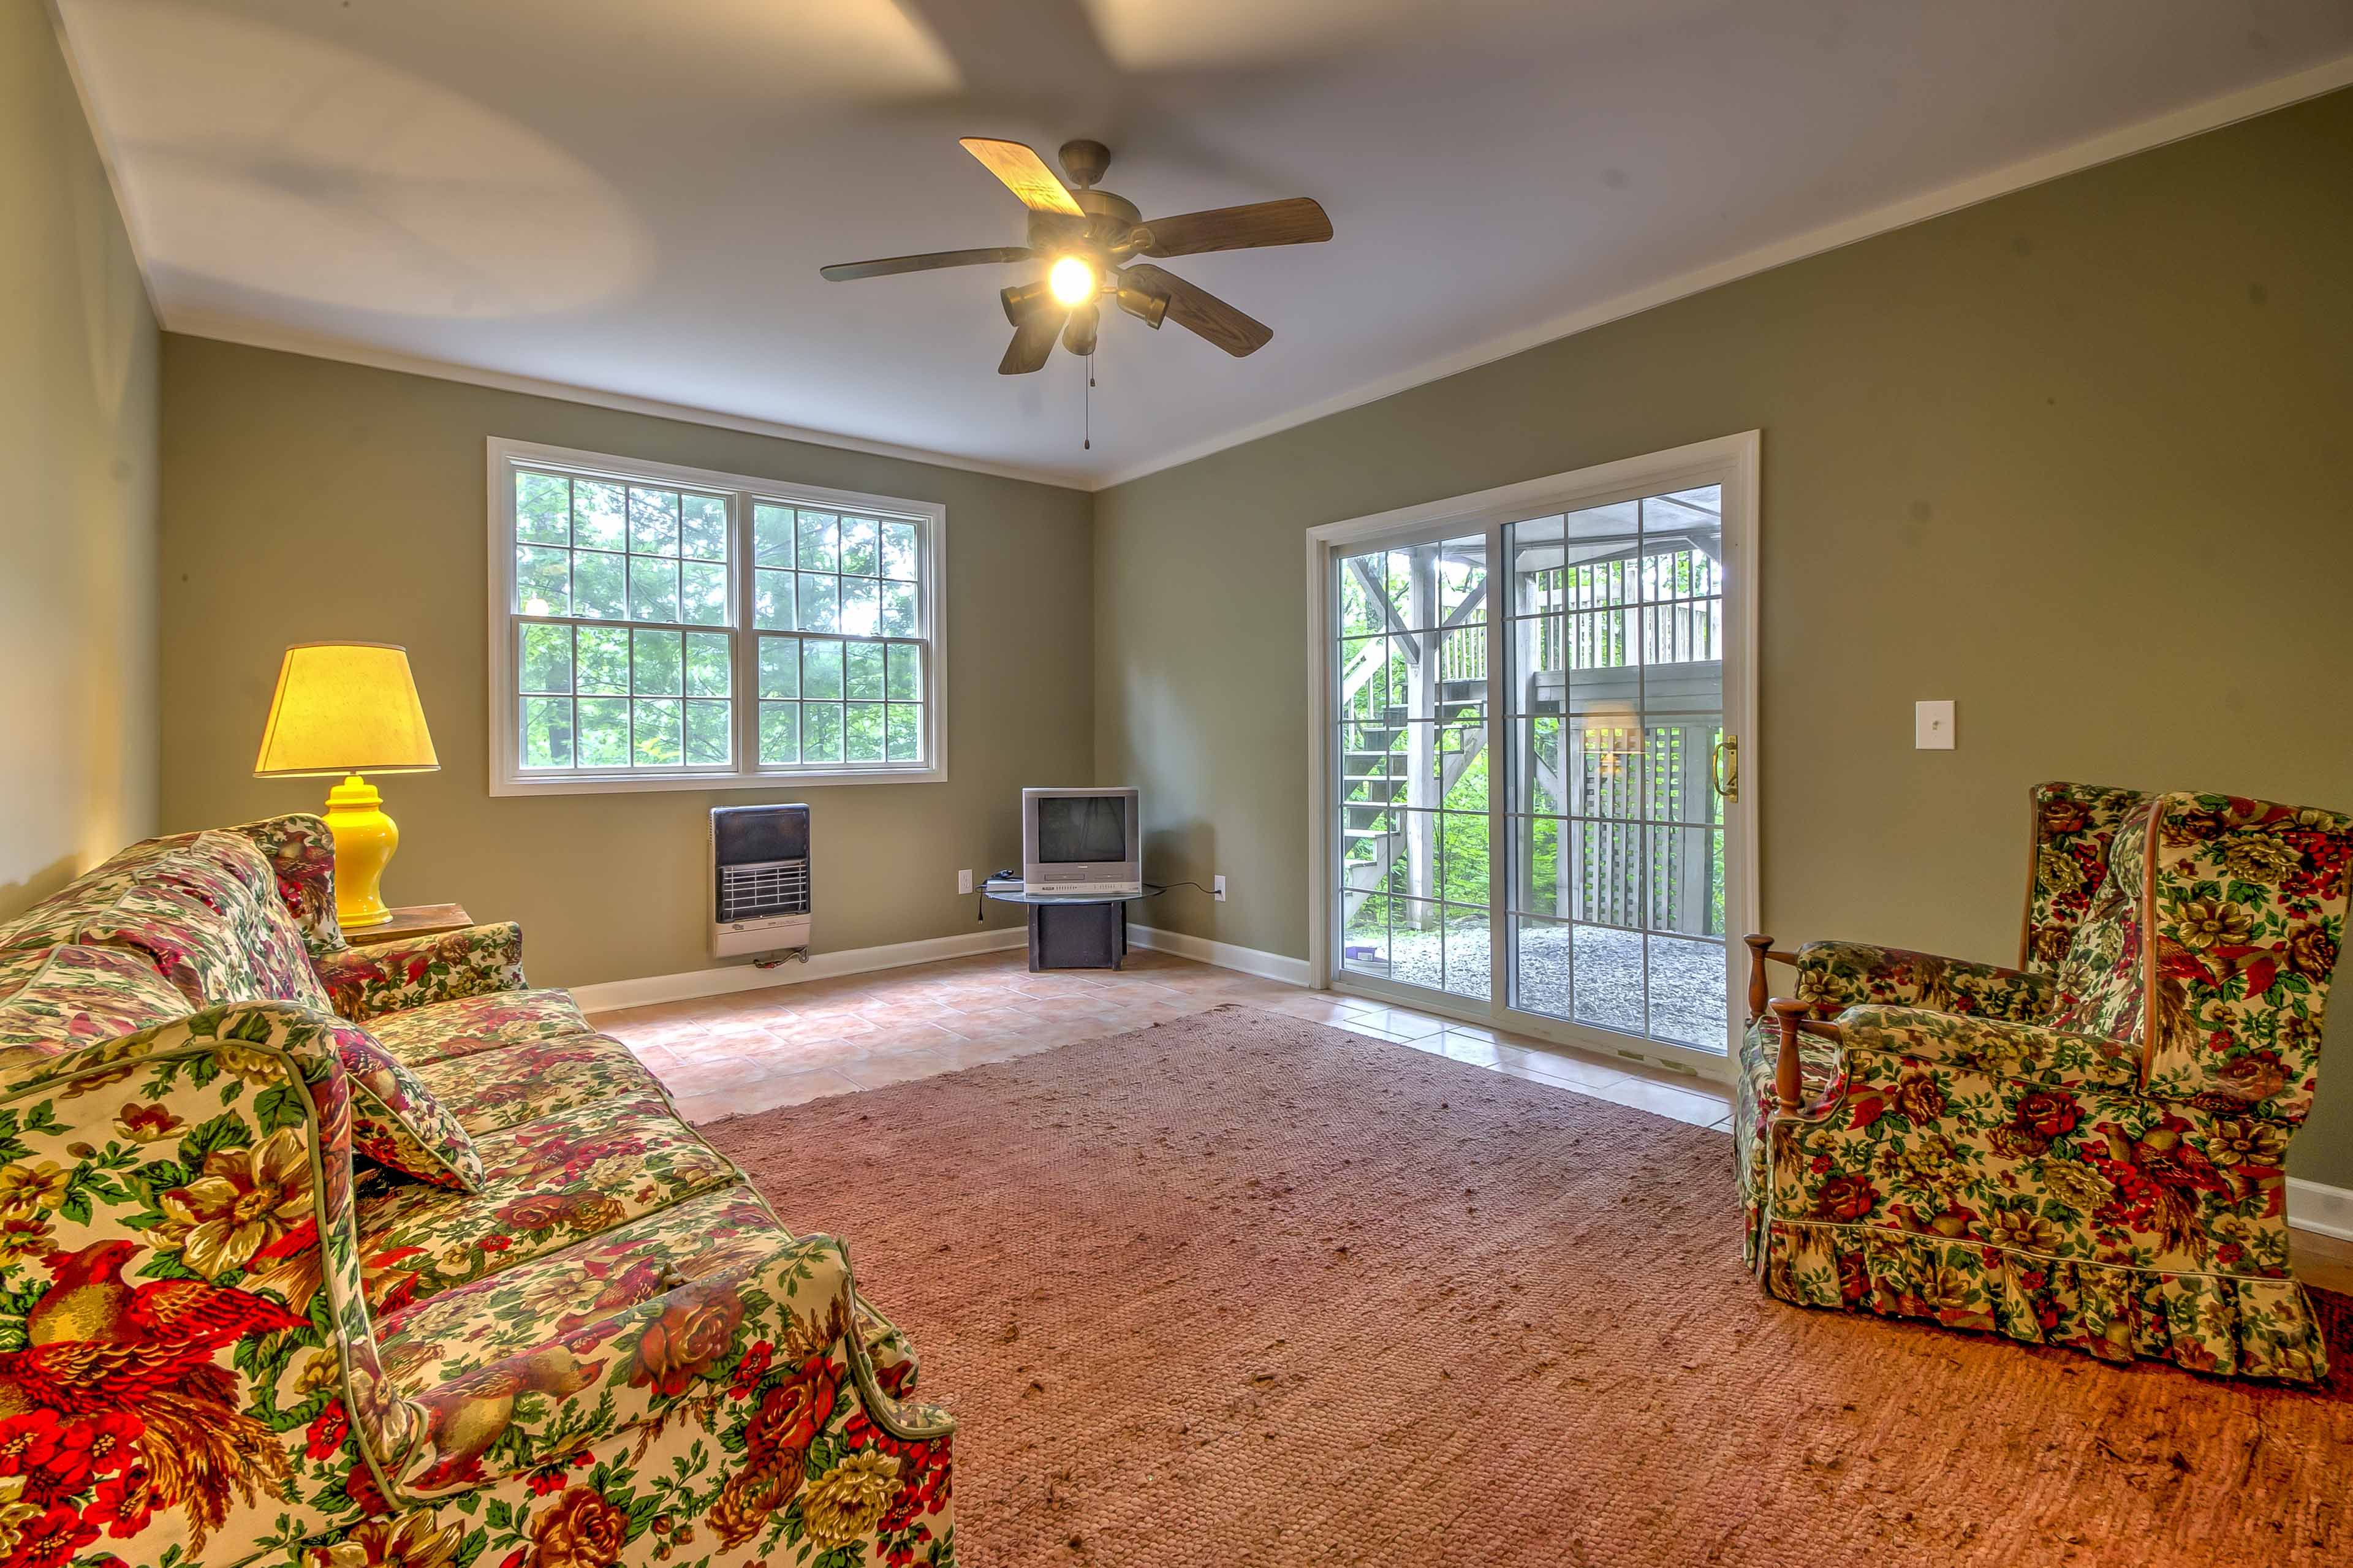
left=820, top=138, right=1332, bottom=375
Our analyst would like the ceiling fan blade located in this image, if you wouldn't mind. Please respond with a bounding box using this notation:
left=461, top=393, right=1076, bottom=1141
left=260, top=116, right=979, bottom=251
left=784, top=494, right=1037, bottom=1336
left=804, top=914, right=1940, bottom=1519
left=820, top=246, right=1031, bottom=282
left=1138, top=198, right=1332, bottom=257
left=959, top=138, right=1085, bottom=217
left=1121, top=263, right=1272, bottom=357
left=999, top=309, right=1067, bottom=375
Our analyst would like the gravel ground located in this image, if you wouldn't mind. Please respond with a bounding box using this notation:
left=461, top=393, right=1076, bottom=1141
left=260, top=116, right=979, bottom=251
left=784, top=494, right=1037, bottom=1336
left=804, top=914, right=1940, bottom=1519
left=1340, top=919, right=1727, bottom=1048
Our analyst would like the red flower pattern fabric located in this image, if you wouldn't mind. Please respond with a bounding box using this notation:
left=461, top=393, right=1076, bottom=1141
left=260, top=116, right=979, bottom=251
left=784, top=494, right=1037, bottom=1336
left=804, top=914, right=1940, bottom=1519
left=316, top=926, right=526, bottom=1024
left=2021, top=782, right=2154, bottom=972
left=225, top=814, right=346, bottom=955
left=0, top=817, right=952, bottom=1567
left=0, top=946, right=189, bottom=1055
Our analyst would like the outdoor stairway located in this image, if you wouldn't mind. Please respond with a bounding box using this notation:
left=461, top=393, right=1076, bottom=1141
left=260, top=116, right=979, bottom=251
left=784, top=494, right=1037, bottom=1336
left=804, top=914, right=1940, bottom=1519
left=1343, top=677, right=1485, bottom=918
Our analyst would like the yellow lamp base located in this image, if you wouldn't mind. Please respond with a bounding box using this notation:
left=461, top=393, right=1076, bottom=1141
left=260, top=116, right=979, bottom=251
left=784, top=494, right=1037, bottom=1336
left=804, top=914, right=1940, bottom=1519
left=324, top=773, right=401, bottom=929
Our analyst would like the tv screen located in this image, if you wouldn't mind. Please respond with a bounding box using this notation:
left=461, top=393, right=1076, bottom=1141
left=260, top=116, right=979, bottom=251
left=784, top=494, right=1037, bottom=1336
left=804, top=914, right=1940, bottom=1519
left=1037, top=796, right=1128, bottom=863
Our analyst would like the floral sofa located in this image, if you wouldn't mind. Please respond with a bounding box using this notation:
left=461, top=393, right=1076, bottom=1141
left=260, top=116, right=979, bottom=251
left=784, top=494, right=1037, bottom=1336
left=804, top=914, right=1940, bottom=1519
left=1738, top=783, right=2353, bottom=1381
left=0, top=817, right=953, bottom=1568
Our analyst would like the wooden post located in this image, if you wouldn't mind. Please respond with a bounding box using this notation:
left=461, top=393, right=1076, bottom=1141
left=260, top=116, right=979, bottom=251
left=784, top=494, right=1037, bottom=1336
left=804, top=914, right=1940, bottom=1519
left=1675, top=723, right=1711, bottom=934
left=1769, top=998, right=1808, bottom=1111
left=1742, top=933, right=1775, bottom=1023
left=1405, top=544, right=1436, bottom=926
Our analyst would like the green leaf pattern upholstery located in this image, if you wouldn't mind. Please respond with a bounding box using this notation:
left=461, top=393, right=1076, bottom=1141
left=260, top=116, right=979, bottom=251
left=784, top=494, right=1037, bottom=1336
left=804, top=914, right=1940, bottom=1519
left=316, top=925, right=529, bottom=1023
left=0, top=819, right=952, bottom=1565
left=2022, top=781, right=2155, bottom=972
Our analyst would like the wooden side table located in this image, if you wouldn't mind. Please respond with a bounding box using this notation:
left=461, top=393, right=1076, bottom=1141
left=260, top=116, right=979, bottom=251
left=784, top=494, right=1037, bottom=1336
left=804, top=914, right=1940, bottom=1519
left=344, top=903, right=473, bottom=945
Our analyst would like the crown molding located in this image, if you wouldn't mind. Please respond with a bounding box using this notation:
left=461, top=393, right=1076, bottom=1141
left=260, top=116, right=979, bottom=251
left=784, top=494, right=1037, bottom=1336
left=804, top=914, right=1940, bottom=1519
left=162, top=312, right=1096, bottom=493
left=1090, top=50, right=2353, bottom=490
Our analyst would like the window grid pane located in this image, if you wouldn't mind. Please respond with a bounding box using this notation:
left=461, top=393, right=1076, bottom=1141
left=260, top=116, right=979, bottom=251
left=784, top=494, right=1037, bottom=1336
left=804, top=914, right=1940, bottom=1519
left=518, top=471, right=734, bottom=628
left=513, top=615, right=733, bottom=773
left=766, top=506, right=927, bottom=651
left=752, top=632, right=926, bottom=768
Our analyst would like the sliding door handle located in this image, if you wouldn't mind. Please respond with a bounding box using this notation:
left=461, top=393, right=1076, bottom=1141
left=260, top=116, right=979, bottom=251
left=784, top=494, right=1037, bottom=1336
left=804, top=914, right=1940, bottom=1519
left=1711, top=735, right=1740, bottom=803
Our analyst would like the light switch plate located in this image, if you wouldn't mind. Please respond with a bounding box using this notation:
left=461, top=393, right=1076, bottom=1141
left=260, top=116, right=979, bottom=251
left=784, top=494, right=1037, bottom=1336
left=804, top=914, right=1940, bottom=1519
left=1915, top=700, right=1955, bottom=750
left=957, top=869, right=973, bottom=895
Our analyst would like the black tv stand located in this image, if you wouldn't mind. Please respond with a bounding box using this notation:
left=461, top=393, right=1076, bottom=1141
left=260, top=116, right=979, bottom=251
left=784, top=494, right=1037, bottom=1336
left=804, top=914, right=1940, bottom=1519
left=982, top=888, right=1141, bottom=971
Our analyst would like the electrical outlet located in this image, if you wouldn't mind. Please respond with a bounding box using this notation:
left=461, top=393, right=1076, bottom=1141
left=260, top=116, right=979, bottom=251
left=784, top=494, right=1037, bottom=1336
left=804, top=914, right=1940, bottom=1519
left=1213, top=875, right=1227, bottom=901
left=957, top=869, right=972, bottom=895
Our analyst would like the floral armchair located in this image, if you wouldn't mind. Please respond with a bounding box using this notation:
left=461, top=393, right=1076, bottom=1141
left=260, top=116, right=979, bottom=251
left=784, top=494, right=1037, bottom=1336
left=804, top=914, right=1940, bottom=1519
left=1738, top=782, right=2353, bottom=1381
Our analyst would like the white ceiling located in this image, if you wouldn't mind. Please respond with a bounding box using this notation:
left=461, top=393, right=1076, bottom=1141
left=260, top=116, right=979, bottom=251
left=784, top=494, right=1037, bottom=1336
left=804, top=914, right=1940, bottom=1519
left=57, top=1, right=2353, bottom=488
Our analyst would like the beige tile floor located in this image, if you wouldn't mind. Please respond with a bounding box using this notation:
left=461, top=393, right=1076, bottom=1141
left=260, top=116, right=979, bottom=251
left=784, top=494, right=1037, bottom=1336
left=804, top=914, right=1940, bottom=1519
left=589, top=947, right=1734, bottom=1131
left=588, top=946, right=2353, bottom=1293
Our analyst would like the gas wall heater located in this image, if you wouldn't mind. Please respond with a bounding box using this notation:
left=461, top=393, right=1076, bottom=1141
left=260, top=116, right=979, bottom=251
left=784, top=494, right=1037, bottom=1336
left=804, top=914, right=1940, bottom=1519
left=710, top=805, right=811, bottom=958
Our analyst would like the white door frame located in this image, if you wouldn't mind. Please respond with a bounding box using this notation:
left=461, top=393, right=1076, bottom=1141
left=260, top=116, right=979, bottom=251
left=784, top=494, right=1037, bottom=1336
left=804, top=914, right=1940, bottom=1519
left=1303, top=431, right=1760, bottom=1082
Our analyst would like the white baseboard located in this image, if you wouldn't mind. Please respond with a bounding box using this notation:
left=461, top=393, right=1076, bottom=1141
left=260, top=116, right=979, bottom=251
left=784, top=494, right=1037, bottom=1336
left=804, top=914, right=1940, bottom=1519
left=571, top=921, right=1308, bottom=1013
left=571, top=927, right=1025, bottom=1013
left=2289, top=1177, right=2353, bottom=1243
left=1128, top=924, right=1311, bottom=987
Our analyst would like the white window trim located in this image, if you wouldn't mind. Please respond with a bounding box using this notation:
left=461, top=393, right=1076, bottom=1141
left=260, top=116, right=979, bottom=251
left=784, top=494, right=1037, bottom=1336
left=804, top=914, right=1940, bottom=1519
left=485, top=436, right=949, bottom=795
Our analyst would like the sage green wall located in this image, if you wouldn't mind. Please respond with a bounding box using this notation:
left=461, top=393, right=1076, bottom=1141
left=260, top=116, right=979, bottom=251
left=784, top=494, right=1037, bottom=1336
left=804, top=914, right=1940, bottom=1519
left=158, top=338, right=1091, bottom=988
left=0, top=3, right=159, bottom=918
left=1092, top=89, right=2353, bottom=1183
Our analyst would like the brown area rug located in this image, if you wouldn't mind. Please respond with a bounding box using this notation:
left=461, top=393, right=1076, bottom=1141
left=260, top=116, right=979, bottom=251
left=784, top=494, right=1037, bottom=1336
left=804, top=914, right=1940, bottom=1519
left=704, top=1006, right=2353, bottom=1567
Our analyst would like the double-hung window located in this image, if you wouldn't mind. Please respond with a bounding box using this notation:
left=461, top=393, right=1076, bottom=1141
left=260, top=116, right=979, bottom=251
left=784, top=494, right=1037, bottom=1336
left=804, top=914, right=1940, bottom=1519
left=488, top=438, right=946, bottom=794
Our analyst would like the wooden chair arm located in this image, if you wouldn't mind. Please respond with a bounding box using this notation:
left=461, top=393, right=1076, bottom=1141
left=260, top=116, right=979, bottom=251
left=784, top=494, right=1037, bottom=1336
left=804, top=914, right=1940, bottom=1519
left=1767, top=996, right=1844, bottom=1110
left=1742, top=933, right=1800, bottom=1024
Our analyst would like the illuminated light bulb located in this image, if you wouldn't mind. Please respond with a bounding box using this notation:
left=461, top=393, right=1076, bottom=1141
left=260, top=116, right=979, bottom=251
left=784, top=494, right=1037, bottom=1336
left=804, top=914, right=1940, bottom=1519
left=523, top=597, right=551, bottom=616
left=1048, top=255, right=1097, bottom=307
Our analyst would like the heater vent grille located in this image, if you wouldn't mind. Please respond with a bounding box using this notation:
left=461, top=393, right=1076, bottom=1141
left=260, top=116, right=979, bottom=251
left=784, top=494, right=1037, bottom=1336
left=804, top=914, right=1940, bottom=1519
left=718, top=858, right=810, bottom=923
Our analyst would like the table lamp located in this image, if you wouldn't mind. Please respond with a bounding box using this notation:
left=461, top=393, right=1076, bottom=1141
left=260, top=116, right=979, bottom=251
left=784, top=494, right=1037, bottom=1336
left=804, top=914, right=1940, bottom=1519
left=254, top=642, right=440, bottom=928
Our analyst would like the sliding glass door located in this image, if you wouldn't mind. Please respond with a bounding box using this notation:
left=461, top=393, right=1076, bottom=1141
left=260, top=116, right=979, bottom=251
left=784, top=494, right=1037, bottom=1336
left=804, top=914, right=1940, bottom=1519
left=1503, top=491, right=1727, bottom=1052
left=1316, top=441, right=1754, bottom=1074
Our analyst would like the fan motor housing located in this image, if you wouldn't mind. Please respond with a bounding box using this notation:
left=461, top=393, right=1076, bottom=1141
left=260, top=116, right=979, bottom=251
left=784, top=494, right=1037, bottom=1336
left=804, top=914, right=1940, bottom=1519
left=1028, top=199, right=1140, bottom=255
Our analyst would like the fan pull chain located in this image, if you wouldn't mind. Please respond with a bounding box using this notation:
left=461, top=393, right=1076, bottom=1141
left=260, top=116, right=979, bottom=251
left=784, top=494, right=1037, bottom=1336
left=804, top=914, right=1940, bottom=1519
left=1084, top=349, right=1094, bottom=450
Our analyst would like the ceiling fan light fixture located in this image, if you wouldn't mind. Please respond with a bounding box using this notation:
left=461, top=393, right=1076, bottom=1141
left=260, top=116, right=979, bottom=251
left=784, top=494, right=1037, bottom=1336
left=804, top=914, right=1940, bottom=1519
left=1001, top=280, right=1051, bottom=324
left=1115, top=282, right=1169, bottom=330
left=1048, top=255, right=1098, bottom=307
left=1062, top=302, right=1100, bottom=358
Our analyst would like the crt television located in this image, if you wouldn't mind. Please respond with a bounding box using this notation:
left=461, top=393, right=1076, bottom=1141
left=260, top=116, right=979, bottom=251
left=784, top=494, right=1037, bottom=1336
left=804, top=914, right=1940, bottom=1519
left=1022, top=787, right=1142, bottom=896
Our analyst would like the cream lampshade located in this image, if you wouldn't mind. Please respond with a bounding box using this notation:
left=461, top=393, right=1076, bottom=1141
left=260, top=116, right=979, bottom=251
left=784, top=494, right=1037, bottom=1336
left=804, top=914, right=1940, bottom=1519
left=254, top=643, right=439, bottom=928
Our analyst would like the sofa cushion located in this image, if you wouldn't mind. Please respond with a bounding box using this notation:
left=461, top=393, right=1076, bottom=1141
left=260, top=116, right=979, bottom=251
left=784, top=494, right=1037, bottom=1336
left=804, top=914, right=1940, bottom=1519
left=367, top=988, right=592, bottom=1067
left=320, top=1015, right=488, bottom=1192
left=0, top=943, right=191, bottom=1053
left=376, top=1187, right=802, bottom=1493
left=358, top=1093, right=735, bottom=1315
left=411, top=1031, right=667, bottom=1135
left=0, top=869, right=252, bottom=1006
